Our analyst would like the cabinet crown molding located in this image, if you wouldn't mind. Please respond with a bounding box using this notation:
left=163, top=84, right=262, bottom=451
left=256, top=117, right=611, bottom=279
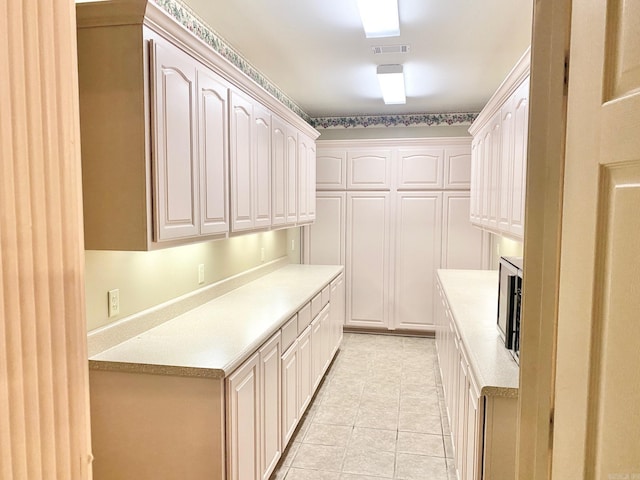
left=468, top=47, right=531, bottom=136
left=317, top=137, right=472, bottom=149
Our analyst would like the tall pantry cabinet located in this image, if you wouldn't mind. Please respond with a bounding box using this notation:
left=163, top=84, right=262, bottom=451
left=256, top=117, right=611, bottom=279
left=309, top=138, right=489, bottom=332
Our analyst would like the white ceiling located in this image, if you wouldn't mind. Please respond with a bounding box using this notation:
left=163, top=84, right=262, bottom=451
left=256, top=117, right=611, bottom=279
left=182, top=0, right=533, bottom=118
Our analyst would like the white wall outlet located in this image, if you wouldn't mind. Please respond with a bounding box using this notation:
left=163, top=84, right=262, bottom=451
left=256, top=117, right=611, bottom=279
left=260, top=247, right=265, bottom=262
left=198, top=264, right=205, bottom=285
left=108, top=289, right=120, bottom=317
left=291, top=239, right=295, bottom=251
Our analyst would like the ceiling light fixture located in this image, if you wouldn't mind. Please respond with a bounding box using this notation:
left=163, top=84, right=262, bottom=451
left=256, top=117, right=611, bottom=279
left=356, top=0, right=400, bottom=38
left=377, top=64, right=406, bottom=104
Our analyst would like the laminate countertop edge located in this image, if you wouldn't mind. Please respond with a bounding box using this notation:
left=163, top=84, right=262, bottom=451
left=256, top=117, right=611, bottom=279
left=88, top=264, right=344, bottom=379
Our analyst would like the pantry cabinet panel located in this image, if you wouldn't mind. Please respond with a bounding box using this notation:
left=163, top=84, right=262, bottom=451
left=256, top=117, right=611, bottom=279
left=254, top=104, right=272, bottom=229
left=393, top=193, right=442, bottom=331
left=397, top=148, right=443, bottom=190
left=442, top=193, right=488, bottom=269
left=308, top=193, right=346, bottom=266
left=150, top=38, right=199, bottom=241
left=347, top=150, right=392, bottom=190
left=346, top=192, right=391, bottom=328
left=445, top=146, right=472, bottom=189
left=316, top=150, right=347, bottom=190
left=197, top=67, right=229, bottom=236
left=226, top=352, right=260, bottom=480
left=230, top=90, right=254, bottom=232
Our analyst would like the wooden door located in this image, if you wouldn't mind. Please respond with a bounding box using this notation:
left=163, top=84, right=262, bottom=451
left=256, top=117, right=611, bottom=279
left=150, top=38, right=199, bottom=241
left=259, top=333, right=281, bottom=480
left=253, top=104, right=271, bottom=229
left=308, top=192, right=346, bottom=266
left=197, top=67, right=229, bottom=236
left=271, top=115, right=287, bottom=227
left=393, top=192, right=442, bottom=331
left=346, top=192, right=391, bottom=328
left=226, top=352, right=260, bottom=480
left=230, top=90, right=254, bottom=232
left=552, top=1, right=640, bottom=478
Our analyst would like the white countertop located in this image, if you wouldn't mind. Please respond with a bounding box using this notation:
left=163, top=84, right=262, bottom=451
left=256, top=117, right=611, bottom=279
left=90, top=264, right=343, bottom=379
left=437, top=269, right=519, bottom=397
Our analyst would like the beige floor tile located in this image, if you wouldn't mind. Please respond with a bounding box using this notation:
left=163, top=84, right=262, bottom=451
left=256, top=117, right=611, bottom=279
left=303, top=423, right=353, bottom=447
left=321, top=390, right=362, bottom=409
left=397, top=431, right=445, bottom=457
left=313, top=404, right=359, bottom=426
left=340, top=474, right=387, bottom=480
left=359, top=392, right=400, bottom=410
left=291, top=444, right=345, bottom=471
left=398, top=411, right=443, bottom=434
left=285, top=468, right=341, bottom=480
left=355, top=406, right=399, bottom=430
left=348, top=427, right=397, bottom=452
left=400, top=395, right=441, bottom=414
left=341, top=448, right=395, bottom=478
left=395, top=453, right=448, bottom=480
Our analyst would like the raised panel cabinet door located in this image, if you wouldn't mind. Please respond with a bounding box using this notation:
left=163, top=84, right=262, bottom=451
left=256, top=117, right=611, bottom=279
left=259, top=333, right=281, bottom=480
left=310, top=315, right=323, bottom=391
left=498, top=96, right=515, bottom=232
left=197, top=67, right=229, bottom=236
left=308, top=192, right=346, bottom=266
left=330, top=273, right=345, bottom=353
left=285, top=126, right=298, bottom=224
left=307, top=142, right=317, bottom=221
left=397, top=147, right=444, bottom=190
left=347, top=150, right=393, bottom=190
left=298, top=134, right=309, bottom=222
left=346, top=192, right=390, bottom=328
left=271, top=115, right=287, bottom=227
left=230, top=89, right=254, bottom=232
left=281, top=342, right=298, bottom=447
left=480, top=127, right=492, bottom=227
left=444, top=145, right=472, bottom=189
left=297, top=325, right=313, bottom=416
left=393, top=193, right=442, bottom=331
left=254, top=104, right=272, bottom=229
left=509, top=76, right=529, bottom=239
left=150, top=38, right=199, bottom=241
left=465, top=374, right=481, bottom=480
left=226, top=352, right=260, bottom=480
left=456, top=351, right=470, bottom=479
left=469, top=138, right=481, bottom=223
left=316, top=149, right=347, bottom=190
left=442, top=193, right=487, bottom=270
left=488, top=115, right=502, bottom=229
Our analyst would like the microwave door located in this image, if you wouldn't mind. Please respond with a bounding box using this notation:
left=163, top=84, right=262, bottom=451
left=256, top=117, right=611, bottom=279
left=498, top=270, right=516, bottom=346
left=512, top=275, right=523, bottom=357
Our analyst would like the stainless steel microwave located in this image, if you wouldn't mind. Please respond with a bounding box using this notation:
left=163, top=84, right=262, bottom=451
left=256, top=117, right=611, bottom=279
left=498, top=256, right=523, bottom=362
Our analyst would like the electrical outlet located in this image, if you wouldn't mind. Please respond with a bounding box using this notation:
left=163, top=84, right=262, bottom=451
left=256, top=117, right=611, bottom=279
left=108, top=289, right=120, bottom=317
left=260, top=247, right=265, bottom=262
left=198, top=264, right=205, bottom=285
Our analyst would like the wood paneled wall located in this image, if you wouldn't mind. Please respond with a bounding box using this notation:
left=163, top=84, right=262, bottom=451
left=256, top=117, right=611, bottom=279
left=0, top=0, right=92, bottom=478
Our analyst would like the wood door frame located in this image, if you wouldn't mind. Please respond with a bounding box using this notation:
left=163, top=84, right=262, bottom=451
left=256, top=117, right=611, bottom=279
left=517, top=0, right=572, bottom=479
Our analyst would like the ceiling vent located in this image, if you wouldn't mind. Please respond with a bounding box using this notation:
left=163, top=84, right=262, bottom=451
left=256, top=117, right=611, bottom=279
left=372, top=44, right=410, bottom=55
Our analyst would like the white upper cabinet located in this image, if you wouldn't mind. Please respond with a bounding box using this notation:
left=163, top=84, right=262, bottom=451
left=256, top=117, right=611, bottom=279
left=397, top=148, right=443, bottom=190
left=316, top=150, right=347, bottom=190
left=444, top=146, right=472, bottom=189
left=253, top=104, right=272, bottom=229
left=347, top=150, right=393, bottom=190
left=285, top=125, right=299, bottom=225
left=197, top=67, right=230, bottom=236
left=469, top=48, right=530, bottom=240
left=271, top=115, right=287, bottom=227
left=297, top=133, right=316, bottom=224
left=150, top=37, right=199, bottom=242
left=230, top=89, right=255, bottom=232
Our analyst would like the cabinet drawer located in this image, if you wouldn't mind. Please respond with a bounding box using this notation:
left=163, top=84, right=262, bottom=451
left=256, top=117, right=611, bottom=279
left=311, top=293, right=322, bottom=318
left=321, top=285, right=331, bottom=308
left=281, top=314, right=298, bottom=352
left=298, top=302, right=312, bottom=333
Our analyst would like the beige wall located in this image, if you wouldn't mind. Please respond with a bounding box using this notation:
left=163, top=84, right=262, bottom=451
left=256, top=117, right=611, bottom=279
left=317, top=125, right=471, bottom=141
left=490, top=234, right=524, bottom=269
left=85, top=228, right=300, bottom=331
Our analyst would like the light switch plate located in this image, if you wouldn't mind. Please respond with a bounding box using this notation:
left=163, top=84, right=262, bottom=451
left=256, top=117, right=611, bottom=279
left=108, top=289, right=120, bottom=317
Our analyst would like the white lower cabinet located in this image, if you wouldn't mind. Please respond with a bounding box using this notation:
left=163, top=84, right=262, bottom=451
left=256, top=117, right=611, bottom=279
left=297, top=325, right=313, bottom=416
left=259, top=333, right=281, bottom=480
left=281, top=340, right=299, bottom=447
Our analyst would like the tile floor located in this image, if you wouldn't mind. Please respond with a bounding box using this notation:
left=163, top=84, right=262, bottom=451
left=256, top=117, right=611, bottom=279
left=270, top=333, right=457, bottom=480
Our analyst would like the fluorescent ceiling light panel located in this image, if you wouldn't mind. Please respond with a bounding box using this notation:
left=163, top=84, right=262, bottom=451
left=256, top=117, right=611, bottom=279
left=377, top=64, right=406, bottom=104
left=356, top=0, right=400, bottom=38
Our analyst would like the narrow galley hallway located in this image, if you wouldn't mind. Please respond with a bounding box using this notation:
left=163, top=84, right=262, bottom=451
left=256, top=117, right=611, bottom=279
left=270, top=333, right=456, bottom=480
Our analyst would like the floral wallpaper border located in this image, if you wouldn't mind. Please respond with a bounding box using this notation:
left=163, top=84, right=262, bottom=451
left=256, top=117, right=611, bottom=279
left=152, top=0, right=312, bottom=122
left=309, top=113, right=478, bottom=129
left=152, top=0, right=478, bottom=130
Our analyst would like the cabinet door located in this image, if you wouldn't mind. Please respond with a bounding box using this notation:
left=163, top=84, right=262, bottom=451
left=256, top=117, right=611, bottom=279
left=330, top=273, right=345, bottom=356
left=465, top=374, right=482, bottom=480
left=298, top=134, right=310, bottom=223
left=281, top=342, right=298, bottom=447
left=480, top=126, right=492, bottom=227
left=259, top=333, right=281, bottom=480
left=469, top=138, right=482, bottom=224
left=253, top=104, right=271, bottom=229
left=226, top=352, right=260, bottom=480
left=150, top=38, right=199, bottom=241
left=510, top=76, right=530, bottom=238
left=393, top=193, right=442, bottom=331
left=297, top=325, right=312, bottom=416
left=311, top=314, right=324, bottom=391
left=442, top=193, right=488, bottom=269
left=346, top=192, right=391, bottom=328
left=488, top=115, right=502, bottom=229
left=197, top=67, right=229, bottom=236
left=456, top=349, right=469, bottom=479
left=498, top=96, right=515, bottom=232
left=307, top=141, right=316, bottom=222
left=347, top=150, right=392, bottom=190
left=308, top=192, right=346, bottom=266
left=230, top=90, right=254, bottom=232
left=271, top=115, right=287, bottom=227
left=285, top=127, right=298, bottom=224
left=316, top=149, right=347, bottom=190
left=444, top=145, right=472, bottom=189
left=397, top=147, right=443, bottom=190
